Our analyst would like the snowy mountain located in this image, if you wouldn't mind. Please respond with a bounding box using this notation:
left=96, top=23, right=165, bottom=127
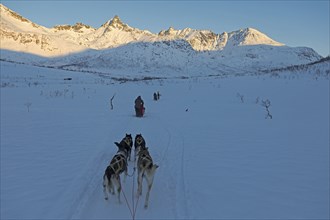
left=1, top=4, right=284, bottom=55
left=158, top=26, right=284, bottom=51
left=0, top=3, right=323, bottom=76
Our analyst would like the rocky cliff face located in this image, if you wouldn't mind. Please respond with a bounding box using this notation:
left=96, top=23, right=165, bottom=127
left=53, top=23, right=95, bottom=33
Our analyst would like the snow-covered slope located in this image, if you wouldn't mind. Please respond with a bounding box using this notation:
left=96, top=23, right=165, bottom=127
left=30, top=42, right=321, bottom=78
left=265, top=56, right=330, bottom=77
left=0, top=4, right=89, bottom=56
left=0, top=3, right=323, bottom=76
left=1, top=61, right=329, bottom=219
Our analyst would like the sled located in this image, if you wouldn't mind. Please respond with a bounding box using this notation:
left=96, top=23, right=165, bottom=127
left=135, top=107, right=145, bottom=117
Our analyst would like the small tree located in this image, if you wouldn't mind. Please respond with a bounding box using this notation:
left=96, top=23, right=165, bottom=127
left=237, top=93, right=244, bottom=103
left=110, top=93, right=116, bottom=110
left=261, top=99, right=272, bottom=119
left=24, top=102, right=32, bottom=112
left=255, top=96, right=260, bottom=104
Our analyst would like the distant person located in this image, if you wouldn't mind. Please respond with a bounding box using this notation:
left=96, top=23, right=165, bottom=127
left=135, top=96, right=145, bottom=117
left=157, top=91, right=161, bottom=100
left=153, top=92, right=158, bottom=101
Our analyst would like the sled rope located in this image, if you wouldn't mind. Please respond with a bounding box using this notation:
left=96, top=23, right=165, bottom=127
left=132, top=167, right=136, bottom=219
left=121, top=183, right=134, bottom=219
left=132, top=166, right=140, bottom=220
left=121, top=165, right=140, bottom=220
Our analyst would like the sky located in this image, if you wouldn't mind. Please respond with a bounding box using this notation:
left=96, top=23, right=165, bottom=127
left=2, top=0, right=329, bottom=57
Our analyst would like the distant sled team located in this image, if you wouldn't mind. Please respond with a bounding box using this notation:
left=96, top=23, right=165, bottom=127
left=103, top=133, right=158, bottom=209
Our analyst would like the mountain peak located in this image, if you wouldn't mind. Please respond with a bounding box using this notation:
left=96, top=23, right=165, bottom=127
left=101, top=15, right=128, bottom=30
left=158, top=26, right=178, bottom=36
left=109, top=15, right=124, bottom=27
left=227, top=27, right=284, bottom=47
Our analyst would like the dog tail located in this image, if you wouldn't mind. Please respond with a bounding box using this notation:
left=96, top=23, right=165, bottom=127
left=103, top=166, right=113, bottom=187
left=103, top=173, right=108, bottom=187
left=114, top=142, right=121, bottom=148
left=103, top=167, right=112, bottom=188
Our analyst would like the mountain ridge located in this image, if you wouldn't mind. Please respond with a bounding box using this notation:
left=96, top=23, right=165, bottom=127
left=0, top=3, right=324, bottom=77
left=1, top=3, right=287, bottom=56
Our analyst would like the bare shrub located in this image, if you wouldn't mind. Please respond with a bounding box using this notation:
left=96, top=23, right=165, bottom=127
left=261, top=99, right=272, bottom=119
left=24, top=102, right=32, bottom=112
left=237, top=93, right=244, bottom=103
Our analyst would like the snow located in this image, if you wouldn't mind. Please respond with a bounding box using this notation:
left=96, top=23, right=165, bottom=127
left=1, top=61, right=329, bottom=219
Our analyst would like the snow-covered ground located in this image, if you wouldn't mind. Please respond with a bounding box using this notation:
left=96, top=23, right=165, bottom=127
left=1, top=61, right=329, bottom=219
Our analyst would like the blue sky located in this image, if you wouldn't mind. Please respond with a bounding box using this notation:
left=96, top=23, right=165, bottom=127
left=2, top=0, right=329, bottom=57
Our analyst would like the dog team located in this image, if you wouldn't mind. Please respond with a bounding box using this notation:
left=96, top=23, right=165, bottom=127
left=103, top=133, right=159, bottom=209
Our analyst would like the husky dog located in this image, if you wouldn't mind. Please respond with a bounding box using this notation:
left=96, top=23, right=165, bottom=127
left=137, top=147, right=159, bottom=208
left=134, top=134, right=146, bottom=161
left=103, top=144, right=128, bottom=203
left=115, top=134, right=133, bottom=161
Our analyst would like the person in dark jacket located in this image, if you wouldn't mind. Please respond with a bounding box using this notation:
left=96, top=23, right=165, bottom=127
left=135, top=96, right=145, bottom=117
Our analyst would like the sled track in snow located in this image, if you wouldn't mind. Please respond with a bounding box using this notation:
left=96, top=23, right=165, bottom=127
left=67, top=113, right=191, bottom=219
left=68, top=115, right=136, bottom=219
left=174, top=129, right=189, bottom=219
left=69, top=148, right=112, bottom=218
left=154, top=116, right=190, bottom=218
left=154, top=116, right=172, bottom=168
left=179, top=134, right=189, bottom=218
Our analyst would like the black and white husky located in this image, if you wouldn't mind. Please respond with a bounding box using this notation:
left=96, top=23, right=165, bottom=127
left=103, top=143, right=128, bottom=203
left=115, top=133, right=133, bottom=161
left=134, top=134, right=146, bottom=161
left=137, top=147, right=159, bottom=208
